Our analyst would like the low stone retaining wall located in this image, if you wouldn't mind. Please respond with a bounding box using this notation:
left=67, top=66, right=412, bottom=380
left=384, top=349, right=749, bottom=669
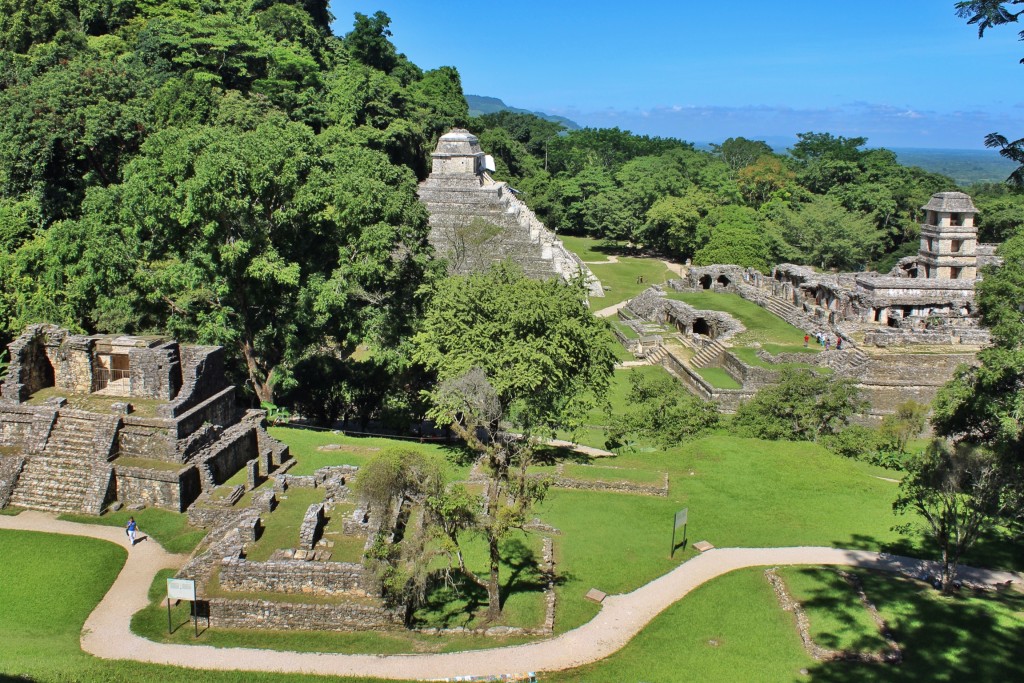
left=547, top=472, right=668, bottom=497
left=115, top=463, right=201, bottom=512
left=0, top=455, right=25, bottom=508
left=765, top=567, right=901, bottom=664
left=207, top=597, right=402, bottom=631
left=218, top=557, right=374, bottom=596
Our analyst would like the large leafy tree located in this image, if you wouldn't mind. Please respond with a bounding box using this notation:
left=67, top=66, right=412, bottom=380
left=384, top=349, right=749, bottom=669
left=413, top=263, right=614, bottom=620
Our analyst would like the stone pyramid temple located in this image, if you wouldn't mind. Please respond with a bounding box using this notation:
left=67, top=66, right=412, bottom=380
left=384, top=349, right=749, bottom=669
left=418, top=129, right=603, bottom=296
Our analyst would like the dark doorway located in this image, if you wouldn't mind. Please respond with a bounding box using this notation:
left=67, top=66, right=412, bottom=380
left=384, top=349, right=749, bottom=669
left=699, top=275, right=712, bottom=290
left=692, top=318, right=711, bottom=336
left=717, top=275, right=731, bottom=288
left=23, top=337, right=55, bottom=395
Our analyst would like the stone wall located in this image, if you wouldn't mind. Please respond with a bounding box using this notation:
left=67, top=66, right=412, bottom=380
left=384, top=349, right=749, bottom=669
left=298, top=503, right=325, bottom=550
left=115, top=463, right=201, bottom=512
left=219, top=558, right=374, bottom=596
left=853, top=351, right=976, bottom=418
left=128, top=344, right=181, bottom=401
left=159, top=346, right=227, bottom=418
left=0, top=456, right=25, bottom=508
left=117, top=418, right=177, bottom=461
left=201, top=423, right=257, bottom=485
left=660, top=349, right=754, bottom=412
left=207, top=597, right=402, bottom=631
left=173, top=386, right=237, bottom=439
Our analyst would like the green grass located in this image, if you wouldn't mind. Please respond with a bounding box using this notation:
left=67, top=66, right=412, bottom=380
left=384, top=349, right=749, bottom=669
left=557, top=234, right=628, bottom=262
left=588, top=257, right=677, bottom=306
left=245, top=486, right=325, bottom=562
left=668, top=291, right=815, bottom=348
left=561, top=463, right=664, bottom=485
left=538, top=434, right=915, bottom=633
left=547, top=564, right=1024, bottom=682
left=696, top=366, right=743, bottom=389
left=546, top=567, right=813, bottom=682
left=269, top=426, right=472, bottom=480
left=777, top=566, right=888, bottom=653
left=609, top=318, right=639, bottom=339
left=731, top=347, right=833, bottom=375
left=58, top=507, right=205, bottom=554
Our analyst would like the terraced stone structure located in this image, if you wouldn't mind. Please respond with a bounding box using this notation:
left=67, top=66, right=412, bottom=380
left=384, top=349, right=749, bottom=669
left=419, top=128, right=603, bottom=296
left=623, top=192, right=999, bottom=420
left=0, top=324, right=287, bottom=514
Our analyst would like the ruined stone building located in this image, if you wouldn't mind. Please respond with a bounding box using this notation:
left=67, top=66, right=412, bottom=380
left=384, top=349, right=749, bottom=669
left=0, top=325, right=286, bottom=514
left=618, top=192, right=1001, bottom=420
left=418, top=128, right=603, bottom=296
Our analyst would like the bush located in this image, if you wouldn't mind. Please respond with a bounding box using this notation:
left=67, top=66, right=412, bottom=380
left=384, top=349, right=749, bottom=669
left=821, top=424, right=878, bottom=458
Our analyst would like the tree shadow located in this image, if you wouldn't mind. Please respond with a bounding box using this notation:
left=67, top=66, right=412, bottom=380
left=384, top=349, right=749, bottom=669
left=533, top=445, right=594, bottom=465
left=439, top=442, right=479, bottom=467
left=498, top=537, right=546, bottom=609
left=805, top=570, right=1024, bottom=681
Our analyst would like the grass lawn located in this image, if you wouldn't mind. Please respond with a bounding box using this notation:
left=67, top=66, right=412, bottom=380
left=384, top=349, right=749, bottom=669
left=58, top=507, right=205, bottom=555
left=588, top=257, right=677, bottom=306
left=609, top=318, right=639, bottom=339
left=269, top=426, right=472, bottom=480
left=538, top=434, right=917, bottom=633
left=776, top=566, right=889, bottom=653
left=557, top=234, right=629, bottom=262
left=547, top=564, right=1024, bottom=682
left=731, top=347, right=833, bottom=375
left=245, top=486, right=325, bottom=562
left=667, top=291, right=815, bottom=349
left=695, top=366, right=743, bottom=389
left=561, top=463, right=664, bottom=484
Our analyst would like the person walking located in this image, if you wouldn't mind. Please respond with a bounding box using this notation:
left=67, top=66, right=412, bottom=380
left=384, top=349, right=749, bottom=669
left=126, top=517, right=138, bottom=546
left=803, top=334, right=809, bottom=348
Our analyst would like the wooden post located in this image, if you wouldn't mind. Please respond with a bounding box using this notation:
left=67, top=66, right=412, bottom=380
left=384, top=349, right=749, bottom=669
left=167, top=598, right=172, bottom=634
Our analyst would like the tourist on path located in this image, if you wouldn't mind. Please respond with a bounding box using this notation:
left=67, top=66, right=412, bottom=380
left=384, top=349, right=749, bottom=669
left=836, top=337, right=843, bottom=350
left=803, top=334, right=809, bottom=348
left=126, top=517, right=138, bottom=546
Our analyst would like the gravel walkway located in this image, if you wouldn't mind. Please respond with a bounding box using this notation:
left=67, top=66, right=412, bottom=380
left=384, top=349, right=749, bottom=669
left=1, top=511, right=1020, bottom=681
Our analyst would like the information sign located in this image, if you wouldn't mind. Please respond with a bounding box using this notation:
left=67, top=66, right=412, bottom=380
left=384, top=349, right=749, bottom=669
left=167, top=578, right=196, bottom=601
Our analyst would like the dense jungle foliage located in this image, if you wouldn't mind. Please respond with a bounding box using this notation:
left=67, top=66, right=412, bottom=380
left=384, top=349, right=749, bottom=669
left=468, top=114, right=1024, bottom=273
left=0, top=3, right=468, bottom=402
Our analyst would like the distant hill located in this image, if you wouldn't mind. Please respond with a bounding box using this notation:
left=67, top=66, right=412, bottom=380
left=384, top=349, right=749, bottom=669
left=466, top=95, right=580, bottom=130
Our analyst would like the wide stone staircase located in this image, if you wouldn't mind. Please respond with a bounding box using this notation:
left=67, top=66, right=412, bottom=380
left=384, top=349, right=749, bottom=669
left=8, top=410, right=118, bottom=514
left=689, top=339, right=729, bottom=369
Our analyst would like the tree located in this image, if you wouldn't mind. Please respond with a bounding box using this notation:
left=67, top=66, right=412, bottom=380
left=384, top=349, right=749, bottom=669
left=932, top=232, right=1024, bottom=459
left=790, top=131, right=867, bottom=163
left=894, top=442, right=1012, bottom=592
left=734, top=368, right=867, bottom=441
left=736, top=156, right=796, bottom=207
left=606, top=370, right=719, bottom=449
left=878, top=400, right=929, bottom=453
left=765, top=195, right=882, bottom=270
left=710, top=136, right=774, bottom=172
left=413, top=263, right=614, bottom=619
left=692, top=205, right=788, bottom=271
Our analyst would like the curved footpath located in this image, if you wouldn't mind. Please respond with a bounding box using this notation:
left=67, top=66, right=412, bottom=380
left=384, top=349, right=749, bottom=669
left=1, top=510, right=1020, bottom=681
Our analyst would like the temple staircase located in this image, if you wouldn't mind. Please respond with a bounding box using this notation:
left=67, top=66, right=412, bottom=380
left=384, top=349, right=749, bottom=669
left=689, top=339, right=729, bottom=369
left=8, top=410, right=118, bottom=514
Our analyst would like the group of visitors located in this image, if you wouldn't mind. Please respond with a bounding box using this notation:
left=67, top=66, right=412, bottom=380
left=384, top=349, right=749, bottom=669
left=803, top=332, right=843, bottom=350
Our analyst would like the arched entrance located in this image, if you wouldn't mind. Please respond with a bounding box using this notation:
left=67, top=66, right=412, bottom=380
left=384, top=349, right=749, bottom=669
left=716, top=275, right=731, bottom=288
left=699, top=275, right=712, bottom=290
left=22, top=337, right=55, bottom=395
left=692, top=318, right=711, bottom=336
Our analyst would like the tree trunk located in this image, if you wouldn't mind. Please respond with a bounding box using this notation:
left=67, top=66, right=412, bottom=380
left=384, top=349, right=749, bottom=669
left=487, top=534, right=501, bottom=622
left=239, top=339, right=275, bottom=404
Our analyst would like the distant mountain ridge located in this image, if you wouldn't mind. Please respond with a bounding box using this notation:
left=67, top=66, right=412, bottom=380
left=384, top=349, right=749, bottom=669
left=466, top=95, right=580, bottom=130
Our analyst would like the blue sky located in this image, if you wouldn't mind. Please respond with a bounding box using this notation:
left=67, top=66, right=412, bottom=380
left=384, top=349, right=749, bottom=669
left=330, top=1, right=1024, bottom=149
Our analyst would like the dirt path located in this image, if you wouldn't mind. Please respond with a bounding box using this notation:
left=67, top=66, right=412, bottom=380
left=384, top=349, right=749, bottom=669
left=583, top=255, right=619, bottom=265
left=593, top=300, right=628, bottom=318
left=1, top=511, right=1020, bottom=680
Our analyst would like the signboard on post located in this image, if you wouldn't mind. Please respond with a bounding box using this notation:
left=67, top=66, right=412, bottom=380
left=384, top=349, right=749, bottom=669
left=670, top=507, right=688, bottom=558
left=166, top=578, right=198, bottom=636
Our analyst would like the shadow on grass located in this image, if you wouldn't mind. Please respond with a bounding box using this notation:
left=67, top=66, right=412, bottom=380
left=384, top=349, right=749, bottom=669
left=533, top=445, right=594, bottom=466
left=806, top=570, right=1024, bottom=681
left=835, top=528, right=1024, bottom=574
left=413, top=537, right=550, bottom=629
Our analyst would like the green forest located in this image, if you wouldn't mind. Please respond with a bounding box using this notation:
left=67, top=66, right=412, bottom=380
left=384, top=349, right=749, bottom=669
left=2, top=0, right=1024, bottom=421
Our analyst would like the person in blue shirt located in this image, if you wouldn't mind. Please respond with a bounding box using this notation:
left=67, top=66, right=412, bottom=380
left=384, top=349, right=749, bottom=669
left=126, top=517, right=138, bottom=546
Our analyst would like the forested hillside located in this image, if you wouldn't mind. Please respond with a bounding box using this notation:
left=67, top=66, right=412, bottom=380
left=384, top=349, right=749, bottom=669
left=469, top=114, right=1024, bottom=273
left=0, top=4, right=468, bottom=400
